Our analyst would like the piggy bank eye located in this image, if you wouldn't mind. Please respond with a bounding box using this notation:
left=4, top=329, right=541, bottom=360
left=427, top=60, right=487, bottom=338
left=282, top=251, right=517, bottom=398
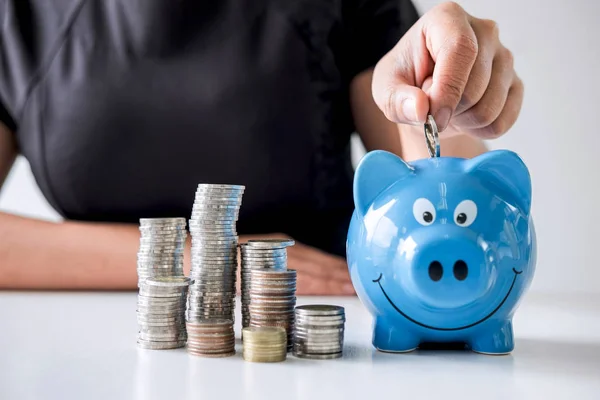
left=413, top=198, right=436, bottom=226
left=454, top=200, right=477, bottom=227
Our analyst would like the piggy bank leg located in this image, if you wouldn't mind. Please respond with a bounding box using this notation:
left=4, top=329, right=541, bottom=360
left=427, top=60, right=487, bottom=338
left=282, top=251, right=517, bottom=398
left=469, top=321, right=514, bottom=355
left=373, top=317, right=420, bottom=353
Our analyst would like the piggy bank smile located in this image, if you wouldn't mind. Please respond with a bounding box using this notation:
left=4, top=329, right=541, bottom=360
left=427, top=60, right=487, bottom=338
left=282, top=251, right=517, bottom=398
left=347, top=150, right=536, bottom=354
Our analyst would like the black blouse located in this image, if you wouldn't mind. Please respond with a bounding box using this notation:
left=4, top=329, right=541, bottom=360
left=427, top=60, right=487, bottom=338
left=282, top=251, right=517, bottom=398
left=0, top=0, right=419, bottom=257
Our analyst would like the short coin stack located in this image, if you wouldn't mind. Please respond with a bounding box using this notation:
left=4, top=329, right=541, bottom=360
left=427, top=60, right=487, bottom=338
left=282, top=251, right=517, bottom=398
left=240, top=239, right=294, bottom=328
left=136, top=276, right=190, bottom=350
left=186, top=319, right=236, bottom=358
left=248, top=269, right=297, bottom=351
left=137, top=218, right=187, bottom=287
left=292, top=305, right=345, bottom=359
left=242, top=327, right=287, bottom=362
left=186, top=184, right=244, bottom=322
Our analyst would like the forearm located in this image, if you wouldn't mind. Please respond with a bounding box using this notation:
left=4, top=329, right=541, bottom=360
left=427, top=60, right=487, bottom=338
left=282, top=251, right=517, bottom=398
left=0, top=212, right=147, bottom=290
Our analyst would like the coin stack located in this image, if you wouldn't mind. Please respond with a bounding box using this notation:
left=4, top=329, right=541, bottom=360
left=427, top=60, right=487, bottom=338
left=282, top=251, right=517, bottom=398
left=247, top=269, right=297, bottom=350
left=242, top=327, right=287, bottom=362
left=292, top=305, right=346, bottom=359
left=137, top=218, right=187, bottom=287
left=186, top=184, right=244, bottom=323
left=185, top=319, right=236, bottom=358
left=240, top=239, right=295, bottom=328
left=136, top=276, right=190, bottom=350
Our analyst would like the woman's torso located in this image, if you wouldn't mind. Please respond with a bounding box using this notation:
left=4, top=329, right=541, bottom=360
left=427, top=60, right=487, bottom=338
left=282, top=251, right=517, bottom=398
left=0, top=0, right=415, bottom=256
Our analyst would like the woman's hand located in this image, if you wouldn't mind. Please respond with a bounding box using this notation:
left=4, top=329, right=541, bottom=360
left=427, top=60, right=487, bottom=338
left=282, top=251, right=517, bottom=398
left=238, top=233, right=355, bottom=296
left=372, top=1, right=523, bottom=139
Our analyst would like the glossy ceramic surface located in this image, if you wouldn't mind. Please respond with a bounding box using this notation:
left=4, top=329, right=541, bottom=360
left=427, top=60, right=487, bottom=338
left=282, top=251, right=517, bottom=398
left=346, top=150, right=536, bottom=354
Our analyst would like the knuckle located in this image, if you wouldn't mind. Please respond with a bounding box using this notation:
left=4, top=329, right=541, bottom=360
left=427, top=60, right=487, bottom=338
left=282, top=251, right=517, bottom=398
left=438, top=1, right=465, bottom=15
left=490, top=119, right=508, bottom=137
left=478, top=105, right=499, bottom=126
left=500, top=47, right=515, bottom=70
left=480, top=19, right=499, bottom=38
left=479, top=122, right=506, bottom=139
left=469, top=104, right=500, bottom=127
left=460, top=75, right=487, bottom=108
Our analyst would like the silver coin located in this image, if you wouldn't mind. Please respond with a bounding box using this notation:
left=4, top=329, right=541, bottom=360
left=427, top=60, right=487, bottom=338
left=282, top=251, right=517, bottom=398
left=139, top=217, right=186, bottom=224
left=245, top=239, right=295, bottom=249
left=240, top=248, right=288, bottom=256
left=138, top=290, right=186, bottom=298
left=137, top=323, right=186, bottom=329
left=188, top=231, right=236, bottom=236
left=138, top=331, right=187, bottom=341
left=137, top=295, right=186, bottom=303
left=294, top=344, right=343, bottom=353
left=292, top=351, right=343, bottom=360
left=144, top=276, right=191, bottom=287
left=137, top=318, right=186, bottom=324
left=190, top=211, right=239, bottom=218
left=424, top=113, right=440, bottom=158
left=195, top=183, right=245, bottom=190
left=191, top=235, right=238, bottom=241
left=241, top=253, right=288, bottom=259
left=295, top=305, right=345, bottom=316
left=137, top=339, right=187, bottom=350
left=294, top=315, right=346, bottom=323
left=192, top=196, right=242, bottom=202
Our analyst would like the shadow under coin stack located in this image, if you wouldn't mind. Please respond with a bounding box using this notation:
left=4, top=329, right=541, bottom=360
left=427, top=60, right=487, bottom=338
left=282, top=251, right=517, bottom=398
left=292, top=305, right=345, bottom=359
left=137, top=218, right=187, bottom=287
left=242, top=326, right=287, bottom=362
left=185, top=319, right=236, bottom=358
left=240, top=239, right=295, bottom=328
left=186, top=184, right=244, bottom=323
left=248, top=269, right=297, bottom=351
left=136, top=277, right=190, bottom=350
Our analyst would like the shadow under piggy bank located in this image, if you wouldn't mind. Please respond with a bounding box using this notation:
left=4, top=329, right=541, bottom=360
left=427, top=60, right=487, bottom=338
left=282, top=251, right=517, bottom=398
left=346, top=150, right=537, bottom=355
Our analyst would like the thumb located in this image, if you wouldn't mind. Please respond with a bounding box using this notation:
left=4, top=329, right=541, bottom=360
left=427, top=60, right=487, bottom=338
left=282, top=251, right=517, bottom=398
left=372, top=50, right=430, bottom=125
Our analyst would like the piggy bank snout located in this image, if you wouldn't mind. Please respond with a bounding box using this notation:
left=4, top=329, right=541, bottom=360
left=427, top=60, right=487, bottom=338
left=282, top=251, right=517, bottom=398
left=407, top=232, right=492, bottom=309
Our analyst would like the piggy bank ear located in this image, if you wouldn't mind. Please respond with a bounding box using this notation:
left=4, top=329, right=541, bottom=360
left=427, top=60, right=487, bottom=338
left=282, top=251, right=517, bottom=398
left=353, top=150, right=414, bottom=217
left=465, top=150, right=532, bottom=215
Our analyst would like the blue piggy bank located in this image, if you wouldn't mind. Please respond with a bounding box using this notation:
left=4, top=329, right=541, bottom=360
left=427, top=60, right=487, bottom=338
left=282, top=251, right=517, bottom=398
left=346, top=150, right=536, bottom=355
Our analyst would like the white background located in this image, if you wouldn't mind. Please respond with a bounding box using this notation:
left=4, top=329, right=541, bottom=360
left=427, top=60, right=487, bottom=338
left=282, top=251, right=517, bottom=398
left=1, top=0, right=598, bottom=295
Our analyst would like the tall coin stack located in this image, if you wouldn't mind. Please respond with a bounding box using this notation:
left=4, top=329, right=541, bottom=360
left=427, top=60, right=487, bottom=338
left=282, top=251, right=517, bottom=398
left=240, top=239, right=295, bottom=328
left=248, top=269, right=297, bottom=351
left=137, top=218, right=187, bottom=287
left=185, top=319, right=236, bottom=358
left=292, top=305, right=345, bottom=359
left=186, top=184, right=244, bottom=322
left=136, top=276, right=190, bottom=350
left=242, top=327, right=287, bottom=363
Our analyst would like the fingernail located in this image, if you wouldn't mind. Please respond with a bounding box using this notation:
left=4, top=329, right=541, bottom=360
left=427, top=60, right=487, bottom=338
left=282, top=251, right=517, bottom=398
left=434, top=107, right=452, bottom=131
left=401, top=97, right=418, bottom=123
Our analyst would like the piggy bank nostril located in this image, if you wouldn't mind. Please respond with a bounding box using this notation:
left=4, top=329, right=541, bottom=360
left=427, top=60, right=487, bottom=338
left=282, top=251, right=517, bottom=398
left=453, top=260, right=468, bottom=281
left=428, top=261, right=443, bottom=282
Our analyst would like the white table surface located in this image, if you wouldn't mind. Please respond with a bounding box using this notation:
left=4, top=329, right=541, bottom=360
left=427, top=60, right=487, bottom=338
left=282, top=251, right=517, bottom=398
left=1, top=291, right=598, bottom=400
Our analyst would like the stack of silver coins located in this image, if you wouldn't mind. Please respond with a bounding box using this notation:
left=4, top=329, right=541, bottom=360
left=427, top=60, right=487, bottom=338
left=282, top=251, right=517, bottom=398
left=242, top=326, right=287, bottom=363
left=186, top=184, right=244, bottom=322
left=240, top=239, right=295, bottom=327
left=137, top=218, right=187, bottom=287
left=248, top=269, right=297, bottom=350
left=185, top=319, right=236, bottom=358
left=292, top=305, right=345, bottom=359
left=136, top=276, right=190, bottom=350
